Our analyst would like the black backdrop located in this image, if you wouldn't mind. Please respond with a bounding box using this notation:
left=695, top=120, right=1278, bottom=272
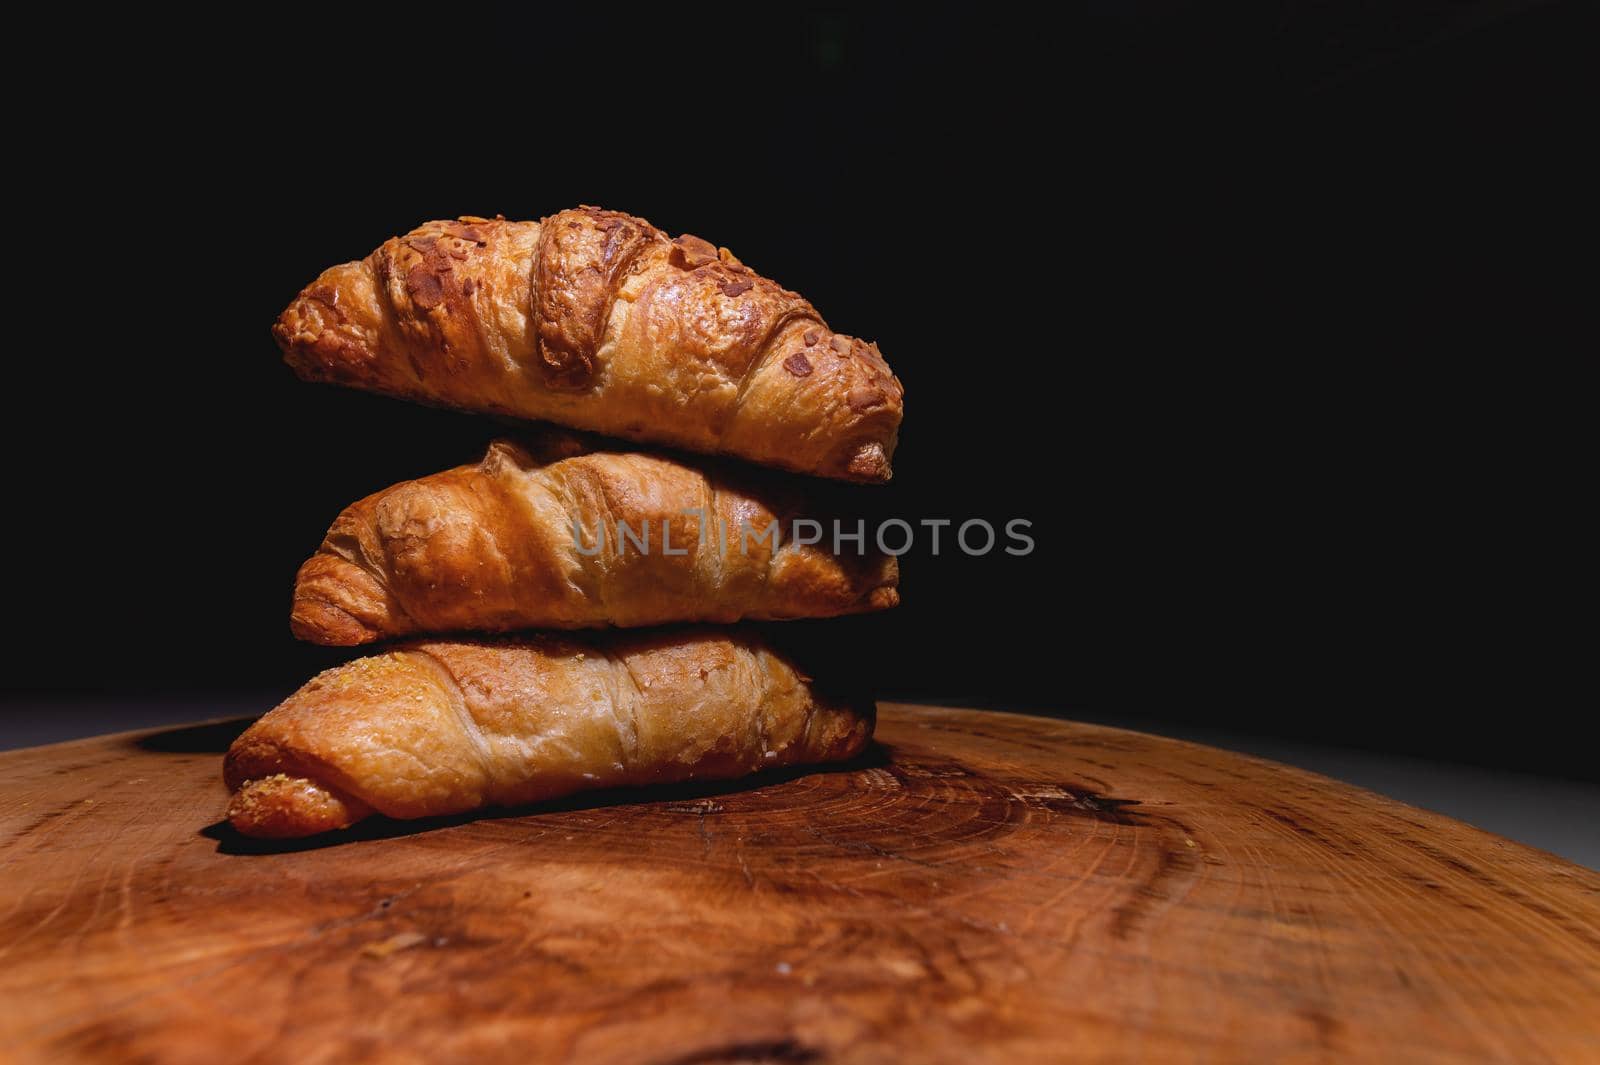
left=8, top=4, right=1590, bottom=777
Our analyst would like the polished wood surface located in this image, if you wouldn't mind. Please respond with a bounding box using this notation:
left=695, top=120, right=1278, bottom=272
left=3, top=704, right=1597, bottom=1064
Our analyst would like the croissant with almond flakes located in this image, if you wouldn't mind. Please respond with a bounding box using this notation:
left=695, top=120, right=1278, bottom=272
left=274, top=207, right=903, bottom=482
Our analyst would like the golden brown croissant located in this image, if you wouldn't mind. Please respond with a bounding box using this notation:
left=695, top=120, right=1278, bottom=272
left=292, top=436, right=899, bottom=646
left=223, top=629, right=874, bottom=839
left=273, top=207, right=903, bottom=482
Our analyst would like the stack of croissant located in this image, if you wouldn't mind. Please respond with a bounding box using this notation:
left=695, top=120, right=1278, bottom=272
left=225, top=206, right=904, bottom=838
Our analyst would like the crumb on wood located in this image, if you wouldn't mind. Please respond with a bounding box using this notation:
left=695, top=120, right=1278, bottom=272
left=361, top=931, right=428, bottom=959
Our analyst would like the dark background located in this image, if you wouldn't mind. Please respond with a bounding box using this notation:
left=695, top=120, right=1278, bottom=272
left=7, top=4, right=1589, bottom=776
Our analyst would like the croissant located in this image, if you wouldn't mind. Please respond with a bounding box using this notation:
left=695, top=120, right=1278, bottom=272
left=273, top=207, right=903, bottom=482
left=223, top=629, right=874, bottom=839
left=291, top=435, right=900, bottom=646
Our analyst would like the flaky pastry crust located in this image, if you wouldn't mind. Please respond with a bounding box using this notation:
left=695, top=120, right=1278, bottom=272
left=224, top=629, right=874, bottom=838
left=274, top=208, right=903, bottom=482
left=292, top=436, right=899, bottom=645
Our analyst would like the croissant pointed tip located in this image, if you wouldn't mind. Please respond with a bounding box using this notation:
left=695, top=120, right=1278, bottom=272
left=844, top=442, right=893, bottom=483
left=290, top=594, right=385, bottom=647
left=227, top=774, right=371, bottom=839
left=273, top=261, right=383, bottom=387
left=292, top=549, right=397, bottom=646
left=867, top=586, right=901, bottom=611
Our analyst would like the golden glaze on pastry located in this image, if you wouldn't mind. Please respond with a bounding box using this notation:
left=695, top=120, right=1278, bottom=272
left=292, top=436, right=899, bottom=646
left=274, top=207, right=903, bottom=482
left=224, top=629, right=874, bottom=838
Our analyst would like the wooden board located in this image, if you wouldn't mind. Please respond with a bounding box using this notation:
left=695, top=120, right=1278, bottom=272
left=2, top=704, right=1597, bottom=1064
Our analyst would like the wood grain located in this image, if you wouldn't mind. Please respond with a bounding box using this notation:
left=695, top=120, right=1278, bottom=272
left=2, top=704, right=1596, bottom=1064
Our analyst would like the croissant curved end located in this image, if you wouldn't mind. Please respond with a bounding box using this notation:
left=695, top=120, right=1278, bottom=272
left=273, top=262, right=381, bottom=387
left=844, top=442, right=892, bottom=483
left=290, top=593, right=386, bottom=646
left=227, top=774, right=373, bottom=839
left=290, top=550, right=396, bottom=646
